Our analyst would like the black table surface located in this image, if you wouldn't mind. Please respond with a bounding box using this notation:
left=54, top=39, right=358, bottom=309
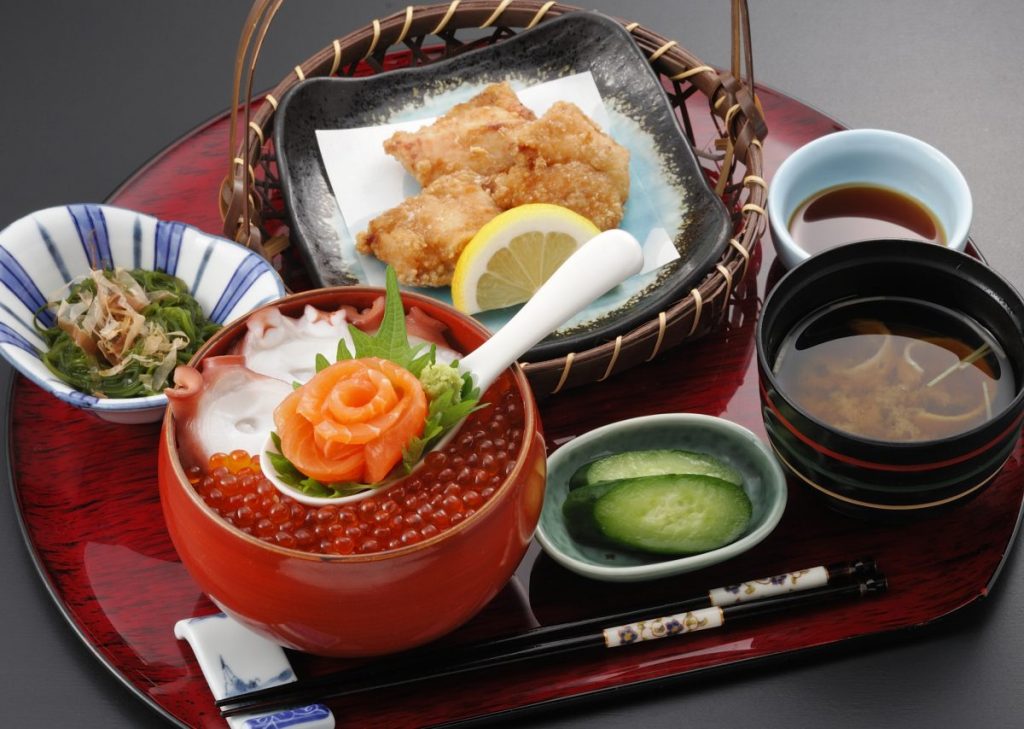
left=3, top=1, right=1023, bottom=727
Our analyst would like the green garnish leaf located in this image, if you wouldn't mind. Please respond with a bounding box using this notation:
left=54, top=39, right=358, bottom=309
left=408, top=344, right=436, bottom=379
left=297, top=477, right=369, bottom=499
left=315, top=353, right=330, bottom=373
left=343, top=267, right=429, bottom=375
left=337, top=338, right=354, bottom=362
left=267, top=451, right=305, bottom=488
left=459, top=364, right=476, bottom=401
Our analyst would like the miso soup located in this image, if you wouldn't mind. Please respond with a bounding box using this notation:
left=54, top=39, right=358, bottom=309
left=772, top=297, right=1013, bottom=442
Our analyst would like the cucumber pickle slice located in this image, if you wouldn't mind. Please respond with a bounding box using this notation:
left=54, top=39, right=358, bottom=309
left=569, top=449, right=742, bottom=490
left=562, top=474, right=752, bottom=555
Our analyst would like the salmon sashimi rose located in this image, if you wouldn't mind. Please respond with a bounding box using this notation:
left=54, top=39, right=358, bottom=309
left=275, top=357, right=428, bottom=484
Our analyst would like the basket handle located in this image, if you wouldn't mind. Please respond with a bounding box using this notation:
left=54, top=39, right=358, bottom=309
left=220, top=0, right=285, bottom=255
left=712, top=0, right=766, bottom=195
left=731, top=0, right=755, bottom=100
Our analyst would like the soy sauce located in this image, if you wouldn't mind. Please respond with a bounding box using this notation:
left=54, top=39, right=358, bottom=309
left=788, top=184, right=946, bottom=255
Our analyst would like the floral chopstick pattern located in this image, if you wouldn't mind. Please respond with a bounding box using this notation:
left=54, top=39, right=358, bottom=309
left=603, top=606, right=724, bottom=647
left=709, top=566, right=830, bottom=606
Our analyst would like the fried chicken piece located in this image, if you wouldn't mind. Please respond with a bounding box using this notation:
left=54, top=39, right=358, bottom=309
left=488, top=101, right=630, bottom=230
left=356, top=171, right=502, bottom=287
left=383, top=82, right=536, bottom=187
left=489, top=160, right=627, bottom=231
left=365, top=91, right=630, bottom=285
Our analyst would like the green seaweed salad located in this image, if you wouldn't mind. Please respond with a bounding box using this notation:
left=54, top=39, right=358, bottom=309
left=37, top=268, right=219, bottom=398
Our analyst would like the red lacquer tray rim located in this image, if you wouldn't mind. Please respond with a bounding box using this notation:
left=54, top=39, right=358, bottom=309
left=7, top=80, right=1024, bottom=727
left=2, top=367, right=187, bottom=728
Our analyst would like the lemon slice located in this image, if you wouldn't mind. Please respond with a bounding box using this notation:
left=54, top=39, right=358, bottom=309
left=451, top=204, right=601, bottom=314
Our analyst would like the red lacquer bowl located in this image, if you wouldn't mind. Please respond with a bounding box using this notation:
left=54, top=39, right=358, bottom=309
left=158, top=287, right=546, bottom=657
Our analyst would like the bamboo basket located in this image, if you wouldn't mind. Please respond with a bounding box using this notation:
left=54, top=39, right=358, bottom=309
left=219, top=0, right=768, bottom=395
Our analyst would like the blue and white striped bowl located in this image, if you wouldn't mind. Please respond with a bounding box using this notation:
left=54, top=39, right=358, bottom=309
left=0, top=204, right=287, bottom=423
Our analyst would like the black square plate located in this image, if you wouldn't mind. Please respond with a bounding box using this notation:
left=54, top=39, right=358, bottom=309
left=275, top=11, right=731, bottom=362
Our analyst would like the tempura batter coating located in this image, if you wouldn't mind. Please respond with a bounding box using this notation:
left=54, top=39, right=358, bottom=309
left=489, top=101, right=630, bottom=230
left=363, top=90, right=631, bottom=285
left=355, top=171, right=502, bottom=287
left=383, top=82, right=536, bottom=187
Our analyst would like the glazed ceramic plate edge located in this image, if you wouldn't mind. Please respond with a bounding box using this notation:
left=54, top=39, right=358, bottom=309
left=535, top=414, right=788, bottom=582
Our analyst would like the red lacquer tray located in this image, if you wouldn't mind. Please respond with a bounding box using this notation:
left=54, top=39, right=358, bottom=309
left=8, top=85, right=1024, bottom=729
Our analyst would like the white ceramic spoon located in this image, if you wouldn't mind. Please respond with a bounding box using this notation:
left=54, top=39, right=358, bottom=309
left=264, top=229, right=645, bottom=506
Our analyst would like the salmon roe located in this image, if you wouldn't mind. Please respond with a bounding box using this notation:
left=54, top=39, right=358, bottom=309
left=187, top=377, right=526, bottom=555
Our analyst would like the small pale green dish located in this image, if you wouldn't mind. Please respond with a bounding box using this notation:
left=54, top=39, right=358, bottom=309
left=535, top=413, right=788, bottom=582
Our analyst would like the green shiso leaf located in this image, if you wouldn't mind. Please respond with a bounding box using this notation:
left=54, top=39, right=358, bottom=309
left=337, top=337, right=354, bottom=362
left=345, top=267, right=428, bottom=373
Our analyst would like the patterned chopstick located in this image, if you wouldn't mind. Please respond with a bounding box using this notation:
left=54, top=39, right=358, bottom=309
left=218, top=559, right=881, bottom=718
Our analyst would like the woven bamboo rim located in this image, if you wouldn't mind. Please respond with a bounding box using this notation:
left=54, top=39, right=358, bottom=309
left=220, top=0, right=768, bottom=396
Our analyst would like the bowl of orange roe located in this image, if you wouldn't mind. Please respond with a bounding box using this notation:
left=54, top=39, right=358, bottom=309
left=158, top=286, right=546, bottom=657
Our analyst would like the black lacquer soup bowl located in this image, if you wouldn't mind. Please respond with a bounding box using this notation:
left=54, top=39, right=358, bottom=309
left=756, top=239, right=1024, bottom=520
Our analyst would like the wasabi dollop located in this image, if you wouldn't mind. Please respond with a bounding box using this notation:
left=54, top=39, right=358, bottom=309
left=419, top=361, right=465, bottom=401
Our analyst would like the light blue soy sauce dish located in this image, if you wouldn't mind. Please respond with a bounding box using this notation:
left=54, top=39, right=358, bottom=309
left=767, top=128, right=972, bottom=270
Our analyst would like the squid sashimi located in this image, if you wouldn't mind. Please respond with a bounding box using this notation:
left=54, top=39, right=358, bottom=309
left=166, top=355, right=293, bottom=468
left=241, top=305, right=354, bottom=385
left=274, top=357, right=428, bottom=484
